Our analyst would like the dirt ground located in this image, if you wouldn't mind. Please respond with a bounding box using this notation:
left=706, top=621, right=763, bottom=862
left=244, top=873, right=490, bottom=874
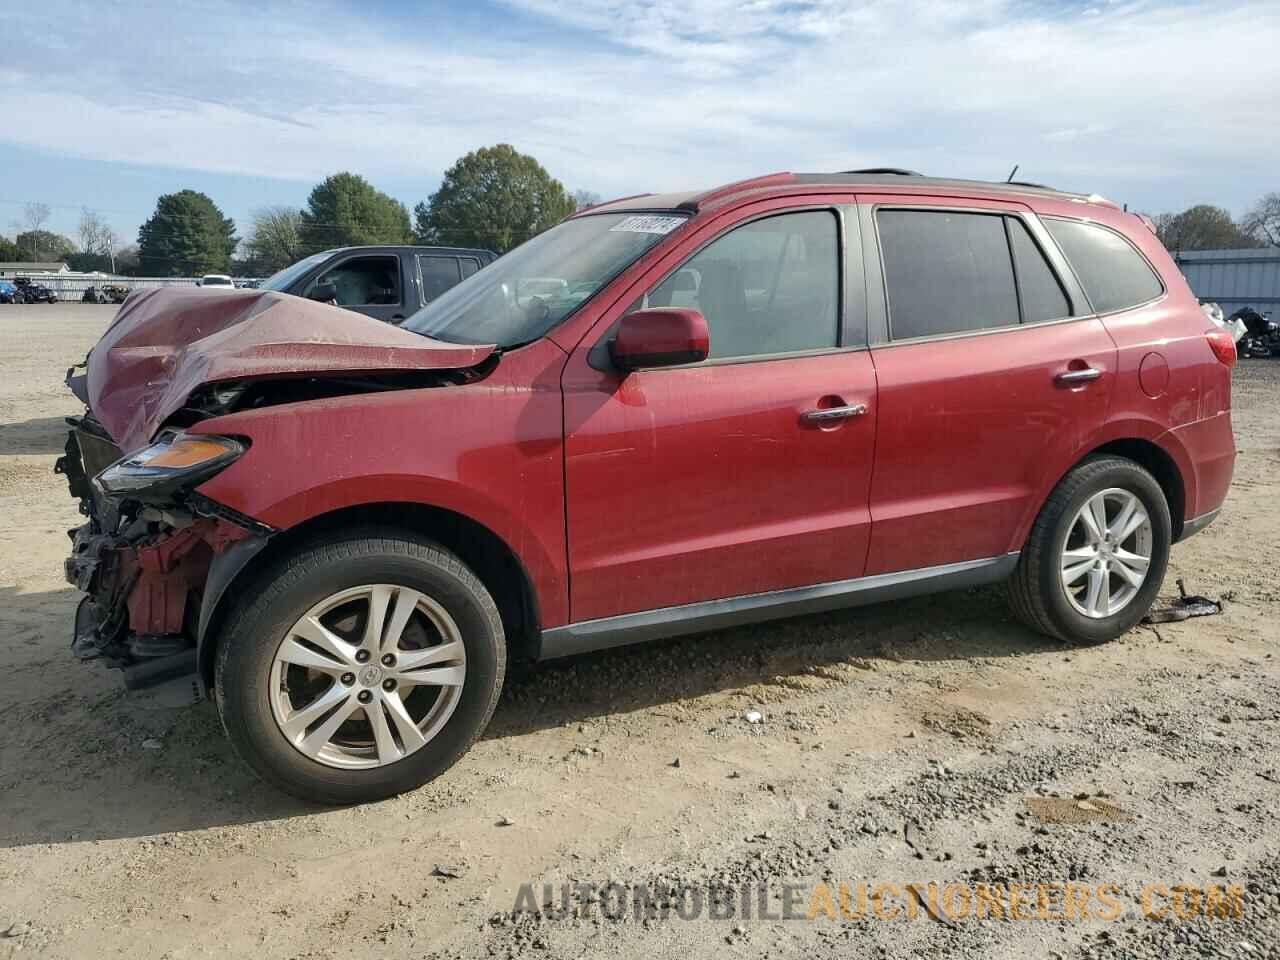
left=0, top=303, right=1276, bottom=959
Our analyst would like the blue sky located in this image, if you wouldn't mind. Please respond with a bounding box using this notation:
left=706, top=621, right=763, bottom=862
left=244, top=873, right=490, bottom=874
left=3, top=0, right=1277, bottom=251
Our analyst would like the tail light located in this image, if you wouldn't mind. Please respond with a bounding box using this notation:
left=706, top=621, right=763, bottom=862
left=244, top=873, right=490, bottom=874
left=1205, top=328, right=1237, bottom=368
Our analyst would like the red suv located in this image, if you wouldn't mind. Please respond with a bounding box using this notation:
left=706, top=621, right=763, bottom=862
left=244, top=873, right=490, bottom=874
left=59, top=171, right=1236, bottom=803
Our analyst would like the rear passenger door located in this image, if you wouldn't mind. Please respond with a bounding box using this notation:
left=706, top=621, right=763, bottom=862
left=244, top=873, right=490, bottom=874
left=860, top=197, right=1117, bottom=575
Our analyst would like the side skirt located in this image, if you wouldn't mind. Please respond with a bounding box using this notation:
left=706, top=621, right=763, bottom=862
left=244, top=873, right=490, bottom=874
left=539, top=553, right=1020, bottom=660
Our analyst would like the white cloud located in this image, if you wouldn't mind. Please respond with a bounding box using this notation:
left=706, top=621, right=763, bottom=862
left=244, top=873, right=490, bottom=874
left=2, top=0, right=1278, bottom=213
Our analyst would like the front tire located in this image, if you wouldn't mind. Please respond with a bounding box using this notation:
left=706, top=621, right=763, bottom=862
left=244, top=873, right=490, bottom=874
left=214, top=530, right=505, bottom=804
left=1009, top=457, right=1171, bottom=643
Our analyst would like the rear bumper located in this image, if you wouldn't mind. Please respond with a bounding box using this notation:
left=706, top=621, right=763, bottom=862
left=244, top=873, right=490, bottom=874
left=1175, top=506, right=1220, bottom=543
left=1166, top=411, right=1235, bottom=528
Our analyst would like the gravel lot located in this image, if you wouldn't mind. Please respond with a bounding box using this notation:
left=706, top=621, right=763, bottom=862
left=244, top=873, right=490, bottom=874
left=0, top=304, right=1276, bottom=959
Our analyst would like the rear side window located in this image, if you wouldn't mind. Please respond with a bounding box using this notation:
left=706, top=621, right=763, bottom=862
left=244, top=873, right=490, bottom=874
left=1008, top=219, right=1071, bottom=323
left=419, top=256, right=462, bottom=302
left=878, top=210, right=1019, bottom=339
left=459, top=257, right=481, bottom=279
left=1044, top=219, right=1163, bottom=314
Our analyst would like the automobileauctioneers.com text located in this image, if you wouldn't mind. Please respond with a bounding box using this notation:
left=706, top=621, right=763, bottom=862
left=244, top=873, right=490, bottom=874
left=511, top=879, right=1244, bottom=924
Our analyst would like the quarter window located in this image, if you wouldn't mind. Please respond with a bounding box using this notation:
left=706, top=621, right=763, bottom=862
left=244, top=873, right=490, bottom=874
left=647, top=211, right=839, bottom=360
left=1044, top=219, right=1163, bottom=314
left=878, top=210, right=1019, bottom=339
left=459, top=257, right=481, bottom=279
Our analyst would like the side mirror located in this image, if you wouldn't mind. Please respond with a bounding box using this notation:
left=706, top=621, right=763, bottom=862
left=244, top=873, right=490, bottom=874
left=307, top=283, right=337, bottom=303
left=610, top=308, right=709, bottom=371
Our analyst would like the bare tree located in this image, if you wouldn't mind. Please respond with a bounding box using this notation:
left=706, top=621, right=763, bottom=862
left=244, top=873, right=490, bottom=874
left=11, top=202, right=52, bottom=260
left=572, top=189, right=602, bottom=211
left=22, top=202, right=50, bottom=233
left=1242, top=192, right=1280, bottom=247
left=246, top=206, right=304, bottom=273
left=1152, top=204, right=1254, bottom=252
left=78, top=208, right=116, bottom=255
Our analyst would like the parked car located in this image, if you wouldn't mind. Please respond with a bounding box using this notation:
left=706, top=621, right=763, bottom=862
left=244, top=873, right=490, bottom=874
left=57, top=170, right=1235, bottom=804
left=257, top=245, right=497, bottom=323
left=102, top=284, right=129, bottom=304
left=0, top=280, right=19, bottom=303
left=197, top=274, right=237, bottom=291
left=14, top=277, right=57, bottom=303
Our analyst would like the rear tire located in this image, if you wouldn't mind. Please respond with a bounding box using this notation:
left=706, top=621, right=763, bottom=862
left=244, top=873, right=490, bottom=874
left=214, top=529, right=505, bottom=805
left=1009, top=457, right=1171, bottom=643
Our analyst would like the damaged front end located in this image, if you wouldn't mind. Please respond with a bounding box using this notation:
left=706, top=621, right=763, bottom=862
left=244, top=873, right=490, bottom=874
left=56, top=286, right=499, bottom=699
left=57, top=415, right=272, bottom=695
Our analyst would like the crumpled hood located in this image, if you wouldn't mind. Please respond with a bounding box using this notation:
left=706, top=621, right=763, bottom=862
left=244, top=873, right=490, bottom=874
left=84, top=287, right=495, bottom=451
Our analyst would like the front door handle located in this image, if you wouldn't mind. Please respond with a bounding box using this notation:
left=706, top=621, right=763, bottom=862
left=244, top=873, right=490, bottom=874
left=801, top=403, right=868, bottom=424
left=1055, top=367, right=1102, bottom=385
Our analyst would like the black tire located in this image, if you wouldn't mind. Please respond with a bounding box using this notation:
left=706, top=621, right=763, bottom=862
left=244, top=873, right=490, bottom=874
left=214, top=529, right=505, bottom=804
left=1009, top=456, right=1171, bottom=644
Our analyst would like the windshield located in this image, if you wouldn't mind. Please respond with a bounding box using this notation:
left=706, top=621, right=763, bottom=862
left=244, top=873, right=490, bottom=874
left=202, top=276, right=232, bottom=286
left=402, top=212, right=687, bottom=347
left=259, top=252, right=331, bottom=292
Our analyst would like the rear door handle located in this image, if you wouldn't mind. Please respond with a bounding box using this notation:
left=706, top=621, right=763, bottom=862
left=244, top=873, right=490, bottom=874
left=1055, top=367, right=1102, bottom=385
left=801, top=403, right=868, bottom=424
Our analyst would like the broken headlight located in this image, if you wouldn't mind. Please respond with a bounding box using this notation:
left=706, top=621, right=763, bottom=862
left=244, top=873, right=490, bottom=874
left=95, top=432, right=244, bottom=499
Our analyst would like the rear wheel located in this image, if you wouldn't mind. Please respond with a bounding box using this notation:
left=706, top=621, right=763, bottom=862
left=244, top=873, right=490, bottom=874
left=1009, top=457, right=1171, bottom=643
left=215, top=530, right=505, bottom=804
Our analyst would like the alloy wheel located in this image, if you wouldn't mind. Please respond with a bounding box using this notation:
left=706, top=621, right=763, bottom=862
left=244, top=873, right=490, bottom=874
left=1060, top=488, right=1153, bottom=619
left=269, top=584, right=467, bottom=769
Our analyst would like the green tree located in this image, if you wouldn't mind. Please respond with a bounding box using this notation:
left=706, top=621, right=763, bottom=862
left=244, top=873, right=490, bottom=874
left=414, top=144, right=576, bottom=253
left=137, top=190, right=238, bottom=276
left=299, top=173, right=412, bottom=253
left=0, top=236, right=22, bottom=261
left=1152, top=204, right=1254, bottom=252
left=13, top=230, right=75, bottom=262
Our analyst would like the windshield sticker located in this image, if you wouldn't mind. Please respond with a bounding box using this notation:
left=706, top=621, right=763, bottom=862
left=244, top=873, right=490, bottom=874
left=609, top=215, right=686, bottom=236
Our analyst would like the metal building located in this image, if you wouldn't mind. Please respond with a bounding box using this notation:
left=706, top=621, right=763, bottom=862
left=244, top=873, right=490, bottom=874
left=1173, top=248, right=1280, bottom=317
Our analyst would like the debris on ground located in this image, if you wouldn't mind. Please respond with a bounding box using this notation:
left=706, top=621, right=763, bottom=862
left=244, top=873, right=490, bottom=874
left=431, top=864, right=468, bottom=880
left=1143, top=578, right=1223, bottom=623
left=743, top=710, right=763, bottom=724
left=1025, top=795, right=1132, bottom=825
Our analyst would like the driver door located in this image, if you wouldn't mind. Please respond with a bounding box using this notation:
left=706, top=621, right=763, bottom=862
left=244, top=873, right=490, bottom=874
left=561, top=204, right=878, bottom=623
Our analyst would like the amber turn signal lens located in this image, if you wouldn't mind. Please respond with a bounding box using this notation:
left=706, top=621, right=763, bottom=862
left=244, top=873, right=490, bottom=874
left=144, top=436, right=239, bottom=468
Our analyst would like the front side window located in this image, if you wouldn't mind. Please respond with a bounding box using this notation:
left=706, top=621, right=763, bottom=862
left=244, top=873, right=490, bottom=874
left=308, top=256, right=401, bottom=306
left=419, top=256, right=461, bottom=303
left=878, top=210, right=1019, bottom=339
left=645, top=211, right=839, bottom=360
left=404, top=212, right=687, bottom=347
left=1044, top=218, right=1163, bottom=314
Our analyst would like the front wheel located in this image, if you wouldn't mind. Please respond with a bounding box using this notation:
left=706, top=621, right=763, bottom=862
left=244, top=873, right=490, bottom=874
left=1009, top=457, right=1171, bottom=644
left=215, top=531, right=505, bottom=804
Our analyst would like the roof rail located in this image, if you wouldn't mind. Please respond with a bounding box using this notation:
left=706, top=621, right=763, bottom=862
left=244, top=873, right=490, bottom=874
left=840, top=167, right=924, bottom=176
left=681, top=172, right=794, bottom=211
